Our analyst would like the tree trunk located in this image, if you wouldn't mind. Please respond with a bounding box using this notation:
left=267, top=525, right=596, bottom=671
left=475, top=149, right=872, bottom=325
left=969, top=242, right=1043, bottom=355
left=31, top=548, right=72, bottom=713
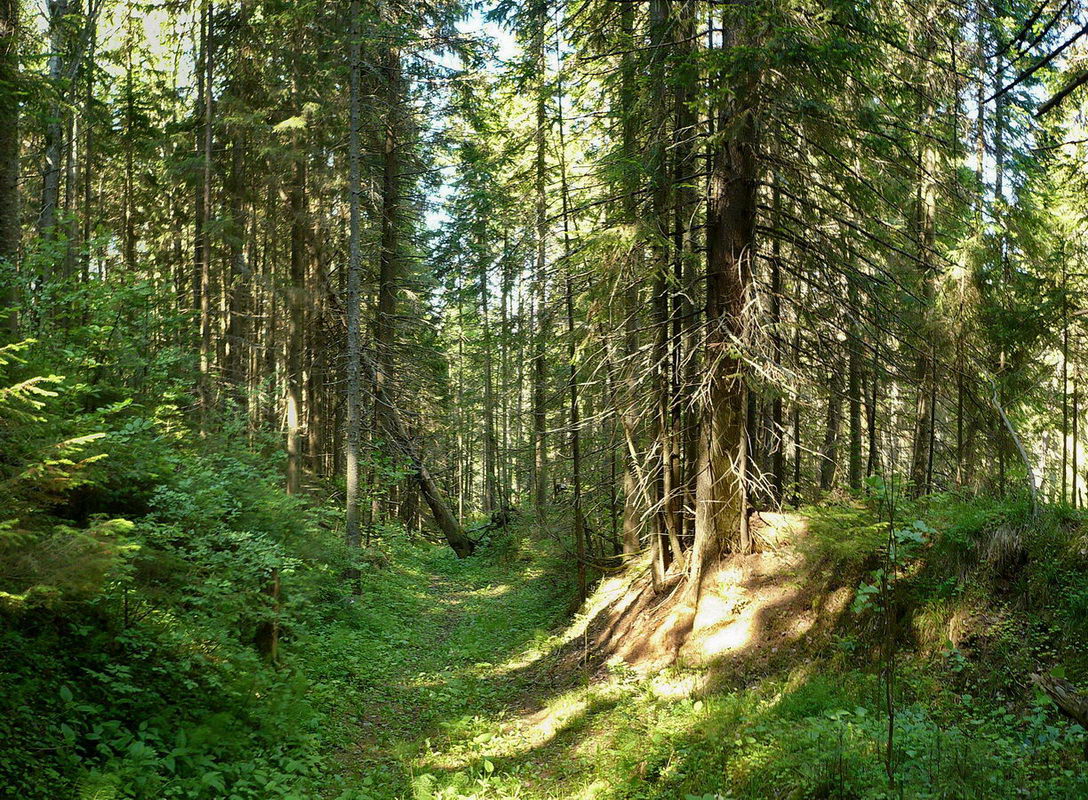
left=531, top=15, right=549, bottom=517
left=371, top=34, right=400, bottom=522
left=0, top=0, right=18, bottom=335
left=195, top=0, right=214, bottom=431
left=848, top=283, right=863, bottom=491
left=909, top=26, right=938, bottom=498
left=769, top=179, right=785, bottom=502
left=286, top=139, right=306, bottom=495
left=649, top=0, right=681, bottom=581
left=39, top=0, right=68, bottom=248
left=618, top=0, right=642, bottom=556
left=689, top=17, right=757, bottom=597
left=345, top=0, right=363, bottom=552
left=555, top=45, right=587, bottom=603
left=480, top=251, right=497, bottom=513
left=820, top=354, right=843, bottom=492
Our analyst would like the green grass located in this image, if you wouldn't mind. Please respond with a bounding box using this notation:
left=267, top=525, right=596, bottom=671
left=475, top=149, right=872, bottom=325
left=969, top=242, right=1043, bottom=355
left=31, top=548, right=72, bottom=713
left=307, top=527, right=577, bottom=799
left=312, top=503, right=1088, bottom=800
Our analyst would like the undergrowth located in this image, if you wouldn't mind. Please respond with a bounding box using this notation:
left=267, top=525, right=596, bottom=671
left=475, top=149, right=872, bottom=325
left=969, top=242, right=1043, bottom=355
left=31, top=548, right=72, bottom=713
left=5, top=326, right=1087, bottom=798
left=367, top=494, right=1088, bottom=800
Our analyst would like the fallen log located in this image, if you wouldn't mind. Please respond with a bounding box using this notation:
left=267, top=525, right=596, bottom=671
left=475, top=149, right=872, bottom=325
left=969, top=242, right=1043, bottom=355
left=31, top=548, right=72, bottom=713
left=1032, top=672, right=1088, bottom=729
left=364, top=353, right=474, bottom=558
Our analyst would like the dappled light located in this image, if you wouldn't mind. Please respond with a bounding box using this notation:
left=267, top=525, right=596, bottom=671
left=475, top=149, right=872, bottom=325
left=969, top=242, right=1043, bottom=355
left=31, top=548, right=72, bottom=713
left=4, top=0, right=1088, bottom=795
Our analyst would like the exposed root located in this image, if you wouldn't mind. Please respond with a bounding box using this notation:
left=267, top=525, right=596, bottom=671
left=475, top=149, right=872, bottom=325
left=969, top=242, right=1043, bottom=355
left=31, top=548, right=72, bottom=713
left=572, top=512, right=849, bottom=674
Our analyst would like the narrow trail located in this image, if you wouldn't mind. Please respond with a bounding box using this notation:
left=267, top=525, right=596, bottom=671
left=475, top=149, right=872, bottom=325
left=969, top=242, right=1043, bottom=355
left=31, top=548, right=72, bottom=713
left=319, top=539, right=575, bottom=799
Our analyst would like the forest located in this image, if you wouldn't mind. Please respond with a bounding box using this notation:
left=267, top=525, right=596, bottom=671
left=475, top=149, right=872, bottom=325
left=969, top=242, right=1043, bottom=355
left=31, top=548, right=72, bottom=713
left=4, top=0, right=1088, bottom=796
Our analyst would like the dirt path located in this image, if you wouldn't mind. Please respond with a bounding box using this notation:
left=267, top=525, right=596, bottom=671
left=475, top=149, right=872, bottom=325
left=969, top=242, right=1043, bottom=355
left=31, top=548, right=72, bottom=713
left=326, top=543, right=571, bottom=799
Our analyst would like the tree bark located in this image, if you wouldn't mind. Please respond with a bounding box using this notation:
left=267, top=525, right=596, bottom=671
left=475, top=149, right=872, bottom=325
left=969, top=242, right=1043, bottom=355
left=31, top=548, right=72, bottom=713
left=531, top=14, right=549, bottom=517
left=618, top=0, right=642, bottom=556
left=345, top=0, right=363, bottom=551
left=0, top=0, right=19, bottom=335
left=847, top=284, right=863, bottom=490
left=195, top=0, right=214, bottom=431
left=286, top=129, right=306, bottom=495
left=39, top=0, right=68, bottom=248
left=371, top=30, right=401, bottom=522
left=820, top=352, right=843, bottom=492
left=689, top=13, right=757, bottom=597
left=480, top=251, right=497, bottom=513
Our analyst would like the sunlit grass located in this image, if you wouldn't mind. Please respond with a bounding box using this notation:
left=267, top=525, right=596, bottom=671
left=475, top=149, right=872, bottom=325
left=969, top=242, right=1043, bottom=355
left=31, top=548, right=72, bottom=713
left=316, top=504, right=1088, bottom=800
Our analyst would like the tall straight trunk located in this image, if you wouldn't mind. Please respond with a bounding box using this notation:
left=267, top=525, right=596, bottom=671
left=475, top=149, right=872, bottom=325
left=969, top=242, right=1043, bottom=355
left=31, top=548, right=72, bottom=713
left=556, top=68, right=586, bottom=603
left=649, top=0, right=681, bottom=581
left=514, top=273, right=526, bottom=498
left=531, top=16, right=549, bottom=516
left=80, top=8, right=94, bottom=280
left=345, top=0, right=363, bottom=552
left=455, top=296, right=465, bottom=517
left=909, top=43, right=938, bottom=498
left=1062, top=269, right=1068, bottom=501
left=39, top=0, right=68, bottom=248
left=1074, top=382, right=1080, bottom=508
left=499, top=238, right=512, bottom=507
left=769, top=180, right=785, bottom=501
left=820, top=356, right=843, bottom=491
left=63, top=95, right=75, bottom=277
left=371, top=34, right=400, bottom=522
left=792, top=319, right=803, bottom=496
left=285, top=137, right=306, bottom=495
left=0, top=0, right=18, bottom=334
left=867, top=345, right=879, bottom=477
left=690, top=15, right=758, bottom=596
left=225, top=134, right=248, bottom=396
left=480, top=253, right=496, bottom=513
left=195, top=0, right=214, bottom=430
left=307, top=224, right=328, bottom=476
left=618, top=0, right=642, bottom=555
left=122, top=7, right=135, bottom=272
left=674, top=0, right=698, bottom=536
left=847, top=283, right=863, bottom=490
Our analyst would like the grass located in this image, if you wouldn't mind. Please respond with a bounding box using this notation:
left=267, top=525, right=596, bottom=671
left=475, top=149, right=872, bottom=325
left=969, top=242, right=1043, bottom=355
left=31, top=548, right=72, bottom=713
left=310, top=504, right=1088, bottom=800
left=306, top=527, right=577, bottom=799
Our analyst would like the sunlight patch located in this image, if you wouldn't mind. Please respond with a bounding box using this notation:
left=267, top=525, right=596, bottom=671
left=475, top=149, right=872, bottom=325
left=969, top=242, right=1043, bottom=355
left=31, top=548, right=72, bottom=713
left=699, top=617, right=755, bottom=657
left=649, top=671, right=707, bottom=699
left=523, top=694, right=588, bottom=748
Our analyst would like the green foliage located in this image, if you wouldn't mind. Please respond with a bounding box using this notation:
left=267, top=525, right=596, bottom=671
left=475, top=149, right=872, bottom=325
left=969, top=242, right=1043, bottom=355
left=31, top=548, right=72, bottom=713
left=794, top=502, right=887, bottom=585
left=0, top=333, right=347, bottom=799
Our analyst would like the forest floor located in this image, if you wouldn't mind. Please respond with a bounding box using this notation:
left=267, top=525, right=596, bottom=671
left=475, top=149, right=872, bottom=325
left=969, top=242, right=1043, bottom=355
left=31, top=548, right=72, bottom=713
left=315, top=507, right=1088, bottom=800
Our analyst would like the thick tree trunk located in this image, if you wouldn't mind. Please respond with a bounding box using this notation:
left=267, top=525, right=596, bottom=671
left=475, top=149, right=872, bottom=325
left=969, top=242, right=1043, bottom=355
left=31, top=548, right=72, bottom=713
left=371, top=36, right=400, bottom=522
left=689, top=23, right=757, bottom=597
